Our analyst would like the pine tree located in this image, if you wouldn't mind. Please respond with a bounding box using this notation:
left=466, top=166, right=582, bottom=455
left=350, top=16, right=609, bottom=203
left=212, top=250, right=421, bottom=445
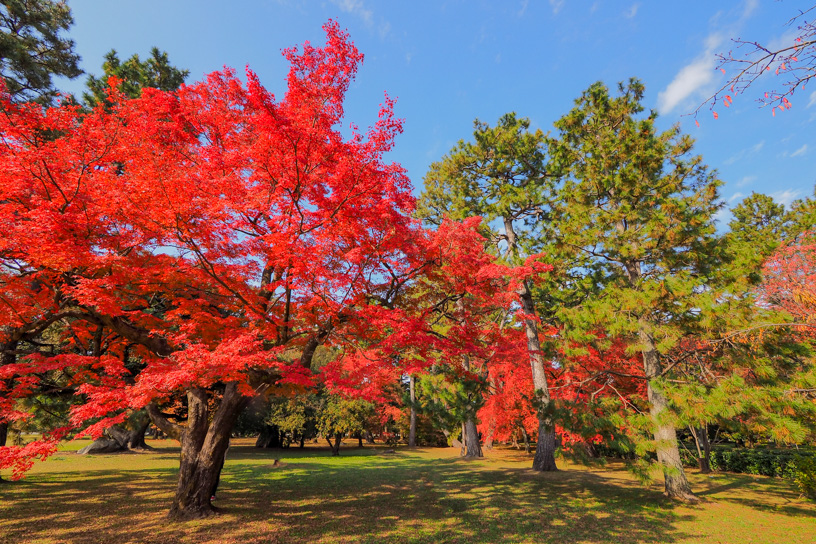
left=0, top=0, right=81, bottom=103
left=83, top=47, right=188, bottom=107
left=417, top=113, right=559, bottom=471
left=548, top=79, right=724, bottom=501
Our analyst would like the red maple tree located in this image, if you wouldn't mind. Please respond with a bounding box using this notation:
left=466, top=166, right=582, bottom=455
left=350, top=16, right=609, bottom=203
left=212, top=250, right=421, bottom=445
left=0, top=21, right=435, bottom=518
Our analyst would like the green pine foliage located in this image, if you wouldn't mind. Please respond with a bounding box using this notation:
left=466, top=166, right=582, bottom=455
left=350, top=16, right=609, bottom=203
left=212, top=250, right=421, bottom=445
left=0, top=0, right=81, bottom=104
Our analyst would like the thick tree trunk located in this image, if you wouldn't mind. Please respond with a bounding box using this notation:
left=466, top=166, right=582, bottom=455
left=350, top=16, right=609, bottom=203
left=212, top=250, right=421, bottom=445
left=331, top=434, right=342, bottom=456
left=462, top=417, right=482, bottom=458
left=641, top=332, right=698, bottom=502
left=408, top=374, right=417, bottom=447
left=149, top=384, right=250, bottom=519
left=78, top=410, right=152, bottom=455
left=518, top=279, right=557, bottom=472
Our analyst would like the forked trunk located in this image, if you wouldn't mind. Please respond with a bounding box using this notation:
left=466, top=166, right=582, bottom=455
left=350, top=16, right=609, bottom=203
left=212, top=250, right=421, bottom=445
left=148, top=384, right=249, bottom=519
left=641, top=333, right=698, bottom=502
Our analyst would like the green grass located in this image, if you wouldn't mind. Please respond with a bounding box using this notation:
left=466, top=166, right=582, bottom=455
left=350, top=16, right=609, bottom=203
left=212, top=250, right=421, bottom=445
left=1, top=439, right=814, bottom=544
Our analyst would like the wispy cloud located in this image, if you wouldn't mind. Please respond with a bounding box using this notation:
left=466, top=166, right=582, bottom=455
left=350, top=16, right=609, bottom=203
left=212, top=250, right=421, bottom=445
left=736, top=175, right=757, bottom=187
left=658, top=0, right=759, bottom=115
left=724, top=140, right=764, bottom=165
left=331, top=0, right=373, bottom=25
left=625, top=4, right=639, bottom=19
left=790, top=144, right=808, bottom=157
left=771, top=189, right=801, bottom=207
left=808, top=91, right=816, bottom=108
left=728, top=191, right=746, bottom=203
left=518, top=0, right=529, bottom=17
left=549, top=0, right=564, bottom=15
left=657, top=35, right=721, bottom=114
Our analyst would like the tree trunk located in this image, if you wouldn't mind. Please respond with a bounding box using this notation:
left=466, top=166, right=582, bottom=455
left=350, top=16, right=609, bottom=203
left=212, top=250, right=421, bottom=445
left=462, top=417, right=482, bottom=458
left=520, top=425, right=531, bottom=454
left=331, top=434, right=341, bottom=456
left=518, top=279, right=557, bottom=472
left=691, top=425, right=712, bottom=473
left=365, top=430, right=375, bottom=444
left=78, top=410, right=153, bottom=455
left=148, top=384, right=250, bottom=519
left=0, top=421, right=6, bottom=483
left=640, top=332, right=698, bottom=502
left=255, top=425, right=281, bottom=448
left=408, top=374, right=417, bottom=447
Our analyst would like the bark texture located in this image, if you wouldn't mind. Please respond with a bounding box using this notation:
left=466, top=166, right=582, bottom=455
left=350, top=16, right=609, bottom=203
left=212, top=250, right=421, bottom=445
left=641, top=331, right=698, bottom=502
left=519, top=279, right=557, bottom=472
left=148, top=383, right=250, bottom=519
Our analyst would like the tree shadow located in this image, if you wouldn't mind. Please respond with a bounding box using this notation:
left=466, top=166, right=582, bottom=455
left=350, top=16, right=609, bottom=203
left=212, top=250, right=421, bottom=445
left=0, top=445, right=812, bottom=544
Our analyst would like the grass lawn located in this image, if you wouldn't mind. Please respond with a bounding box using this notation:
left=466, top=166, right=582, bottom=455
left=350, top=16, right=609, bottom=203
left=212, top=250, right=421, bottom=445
left=0, top=439, right=814, bottom=544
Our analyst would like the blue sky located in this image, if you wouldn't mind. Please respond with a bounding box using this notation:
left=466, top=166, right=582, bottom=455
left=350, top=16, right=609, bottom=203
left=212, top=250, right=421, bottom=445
left=58, top=1, right=815, bottom=228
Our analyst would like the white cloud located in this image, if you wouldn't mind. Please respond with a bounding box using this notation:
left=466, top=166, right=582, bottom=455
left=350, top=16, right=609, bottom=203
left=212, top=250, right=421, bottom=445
left=771, top=189, right=802, bottom=208
left=549, top=0, right=564, bottom=14
left=518, top=0, right=529, bottom=17
left=625, top=4, right=639, bottom=19
left=728, top=191, right=746, bottom=203
left=713, top=207, right=732, bottom=226
left=808, top=91, right=816, bottom=108
left=790, top=144, right=808, bottom=157
left=742, top=0, right=759, bottom=19
left=736, top=175, right=757, bottom=187
left=724, top=140, right=764, bottom=165
left=659, top=0, right=761, bottom=115
left=331, top=0, right=373, bottom=25
left=657, top=35, right=721, bottom=114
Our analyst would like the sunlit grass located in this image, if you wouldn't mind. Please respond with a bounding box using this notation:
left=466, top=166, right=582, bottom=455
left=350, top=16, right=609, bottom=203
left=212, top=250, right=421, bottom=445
left=1, top=439, right=814, bottom=543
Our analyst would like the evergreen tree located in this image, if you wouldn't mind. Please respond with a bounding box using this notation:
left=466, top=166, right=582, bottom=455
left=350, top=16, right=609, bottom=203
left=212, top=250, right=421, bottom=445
left=84, top=47, right=188, bottom=107
left=0, top=0, right=81, bottom=103
left=548, top=79, right=724, bottom=501
left=417, top=113, right=559, bottom=471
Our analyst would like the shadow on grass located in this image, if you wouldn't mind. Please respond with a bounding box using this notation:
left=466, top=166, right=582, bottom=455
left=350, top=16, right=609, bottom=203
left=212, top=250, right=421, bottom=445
left=0, top=444, right=810, bottom=544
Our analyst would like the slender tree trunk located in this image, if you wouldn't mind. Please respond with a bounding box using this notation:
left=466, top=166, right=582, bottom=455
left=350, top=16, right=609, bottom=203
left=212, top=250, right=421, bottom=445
left=640, top=331, right=698, bottom=502
left=518, top=280, right=557, bottom=471
left=690, top=425, right=712, bottom=473
left=0, top=421, right=6, bottom=483
left=148, top=384, right=250, bottom=519
left=408, top=374, right=417, bottom=447
left=331, top=434, right=341, bottom=456
left=520, top=425, right=531, bottom=455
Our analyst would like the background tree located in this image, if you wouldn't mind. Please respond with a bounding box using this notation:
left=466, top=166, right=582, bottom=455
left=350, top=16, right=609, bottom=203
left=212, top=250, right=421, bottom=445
left=549, top=79, right=724, bottom=501
left=417, top=113, right=559, bottom=471
left=0, top=0, right=81, bottom=103
left=83, top=47, right=188, bottom=107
